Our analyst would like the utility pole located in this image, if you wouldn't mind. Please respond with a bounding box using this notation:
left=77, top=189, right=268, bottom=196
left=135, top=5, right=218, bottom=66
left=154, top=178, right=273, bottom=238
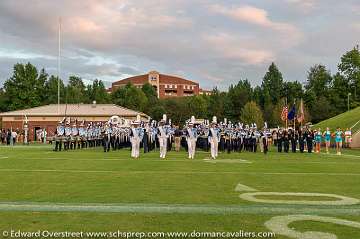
left=348, top=92, right=352, bottom=111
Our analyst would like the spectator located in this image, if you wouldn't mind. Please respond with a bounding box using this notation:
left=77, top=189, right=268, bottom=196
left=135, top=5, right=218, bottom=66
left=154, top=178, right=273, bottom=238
left=1, top=129, right=5, bottom=144
left=6, top=129, right=11, bottom=145
left=11, top=130, right=18, bottom=145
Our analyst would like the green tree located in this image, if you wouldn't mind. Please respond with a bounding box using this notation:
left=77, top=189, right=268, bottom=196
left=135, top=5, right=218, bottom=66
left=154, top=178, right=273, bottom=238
left=282, top=81, right=304, bottom=104
left=141, top=83, right=159, bottom=115
left=86, top=79, right=110, bottom=104
left=271, top=101, right=285, bottom=127
left=0, top=88, right=9, bottom=112
left=304, top=64, right=333, bottom=122
left=338, top=45, right=360, bottom=101
left=207, top=87, right=225, bottom=119
left=187, top=95, right=208, bottom=119
left=329, top=73, right=351, bottom=114
left=4, top=63, right=47, bottom=110
left=262, top=90, right=274, bottom=126
left=44, top=75, right=66, bottom=104
left=240, top=101, right=264, bottom=127
left=262, top=62, right=283, bottom=105
left=66, top=76, right=88, bottom=103
left=111, top=83, right=148, bottom=112
left=310, top=96, right=333, bottom=123
left=161, top=98, right=188, bottom=124
left=141, top=83, right=157, bottom=101
left=305, top=64, right=332, bottom=97
left=224, top=80, right=252, bottom=121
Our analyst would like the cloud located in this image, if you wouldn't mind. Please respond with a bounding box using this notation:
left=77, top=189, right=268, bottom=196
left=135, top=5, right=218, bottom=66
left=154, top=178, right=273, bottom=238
left=0, top=0, right=358, bottom=90
left=285, top=0, right=317, bottom=12
left=209, top=4, right=303, bottom=47
left=203, top=33, right=274, bottom=64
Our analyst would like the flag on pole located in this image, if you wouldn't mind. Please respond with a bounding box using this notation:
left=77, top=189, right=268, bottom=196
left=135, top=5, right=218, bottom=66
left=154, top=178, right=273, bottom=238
left=281, top=106, right=288, bottom=121
left=297, top=99, right=305, bottom=123
left=287, top=104, right=296, bottom=120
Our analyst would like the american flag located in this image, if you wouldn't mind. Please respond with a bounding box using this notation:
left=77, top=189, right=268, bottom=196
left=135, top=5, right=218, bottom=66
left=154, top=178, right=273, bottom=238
left=281, top=106, right=288, bottom=121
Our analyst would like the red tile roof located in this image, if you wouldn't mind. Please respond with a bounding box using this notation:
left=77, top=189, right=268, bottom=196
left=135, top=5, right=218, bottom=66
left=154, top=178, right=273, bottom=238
left=112, top=73, right=199, bottom=86
left=0, top=104, right=148, bottom=117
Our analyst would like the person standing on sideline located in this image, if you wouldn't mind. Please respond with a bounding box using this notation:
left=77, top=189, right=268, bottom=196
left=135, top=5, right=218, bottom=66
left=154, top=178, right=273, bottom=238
left=11, top=129, right=17, bottom=145
left=157, top=114, right=169, bottom=159
left=277, top=128, right=283, bottom=152
left=186, top=116, right=198, bottom=159
left=103, top=122, right=112, bottom=152
left=323, top=127, right=331, bottom=154
left=174, top=125, right=182, bottom=152
left=6, top=129, right=11, bottom=145
left=130, top=115, right=143, bottom=159
left=298, top=128, right=305, bottom=153
left=344, top=128, right=352, bottom=148
left=54, top=120, right=65, bottom=151
left=283, top=129, right=289, bottom=153
left=142, top=122, right=150, bottom=153
left=315, top=128, right=322, bottom=153
left=334, top=127, right=343, bottom=155
left=208, top=116, right=220, bottom=159
left=306, top=128, right=314, bottom=153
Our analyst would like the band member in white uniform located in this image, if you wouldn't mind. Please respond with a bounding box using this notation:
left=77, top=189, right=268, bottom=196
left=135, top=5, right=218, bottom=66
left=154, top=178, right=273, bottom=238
left=186, top=116, right=198, bottom=159
left=208, top=116, right=220, bottom=159
left=130, top=115, right=143, bottom=159
left=158, top=114, right=169, bottom=159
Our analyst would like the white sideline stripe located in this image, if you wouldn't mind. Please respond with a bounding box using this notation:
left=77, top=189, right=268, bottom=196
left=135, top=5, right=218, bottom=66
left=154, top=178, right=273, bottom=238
left=235, top=183, right=258, bottom=192
left=0, top=168, right=359, bottom=176
left=45, top=158, right=245, bottom=162
left=15, top=156, right=360, bottom=165
left=0, top=202, right=359, bottom=215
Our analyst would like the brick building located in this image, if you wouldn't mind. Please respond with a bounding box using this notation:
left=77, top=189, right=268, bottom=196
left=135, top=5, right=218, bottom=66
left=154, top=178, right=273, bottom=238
left=109, top=71, right=210, bottom=98
left=0, top=104, right=148, bottom=141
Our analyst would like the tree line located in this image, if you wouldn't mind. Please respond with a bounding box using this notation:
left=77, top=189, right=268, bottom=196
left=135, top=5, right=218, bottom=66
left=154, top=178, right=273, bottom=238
left=0, top=46, right=359, bottom=127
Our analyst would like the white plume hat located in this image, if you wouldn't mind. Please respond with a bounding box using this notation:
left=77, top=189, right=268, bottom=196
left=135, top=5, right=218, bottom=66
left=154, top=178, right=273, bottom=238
left=212, top=116, right=217, bottom=124
left=131, top=114, right=141, bottom=124
left=188, top=116, right=195, bottom=125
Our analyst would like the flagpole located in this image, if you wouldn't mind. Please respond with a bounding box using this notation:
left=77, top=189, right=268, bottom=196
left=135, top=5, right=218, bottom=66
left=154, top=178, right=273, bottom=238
left=285, top=98, right=288, bottom=129
left=294, top=98, right=296, bottom=130
left=57, top=17, right=61, bottom=115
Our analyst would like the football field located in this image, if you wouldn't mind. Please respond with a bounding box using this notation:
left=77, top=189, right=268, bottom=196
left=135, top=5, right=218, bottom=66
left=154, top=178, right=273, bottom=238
left=0, top=145, right=359, bottom=238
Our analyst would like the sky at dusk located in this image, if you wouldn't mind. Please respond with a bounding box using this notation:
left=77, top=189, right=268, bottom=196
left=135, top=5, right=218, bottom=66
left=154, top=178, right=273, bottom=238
left=0, top=0, right=359, bottom=89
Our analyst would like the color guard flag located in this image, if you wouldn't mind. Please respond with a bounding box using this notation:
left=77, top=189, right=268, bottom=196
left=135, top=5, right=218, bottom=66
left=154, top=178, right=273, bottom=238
left=297, top=99, right=305, bottom=123
left=287, top=104, right=296, bottom=120
left=281, top=106, right=288, bottom=121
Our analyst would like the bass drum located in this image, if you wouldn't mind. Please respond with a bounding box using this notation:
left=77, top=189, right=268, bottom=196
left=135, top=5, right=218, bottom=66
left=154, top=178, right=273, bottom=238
left=110, top=115, right=121, bottom=125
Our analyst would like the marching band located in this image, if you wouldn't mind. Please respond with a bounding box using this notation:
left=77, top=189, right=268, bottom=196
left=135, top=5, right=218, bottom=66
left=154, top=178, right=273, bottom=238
left=53, top=114, right=348, bottom=158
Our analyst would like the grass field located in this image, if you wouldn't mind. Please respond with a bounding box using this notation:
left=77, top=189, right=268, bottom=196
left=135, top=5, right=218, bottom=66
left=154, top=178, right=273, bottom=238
left=0, top=145, right=359, bottom=238
left=315, top=106, right=360, bottom=133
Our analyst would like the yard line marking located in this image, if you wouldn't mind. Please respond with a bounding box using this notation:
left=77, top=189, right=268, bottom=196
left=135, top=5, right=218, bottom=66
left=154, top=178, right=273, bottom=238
left=324, top=153, right=360, bottom=158
left=0, top=169, right=359, bottom=176
left=265, top=215, right=360, bottom=239
left=239, top=192, right=360, bottom=205
left=235, top=183, right=258, bottom=192
left=0, top=202, right=359, bottom=215
left=204, top=159, right=251, bottom=164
